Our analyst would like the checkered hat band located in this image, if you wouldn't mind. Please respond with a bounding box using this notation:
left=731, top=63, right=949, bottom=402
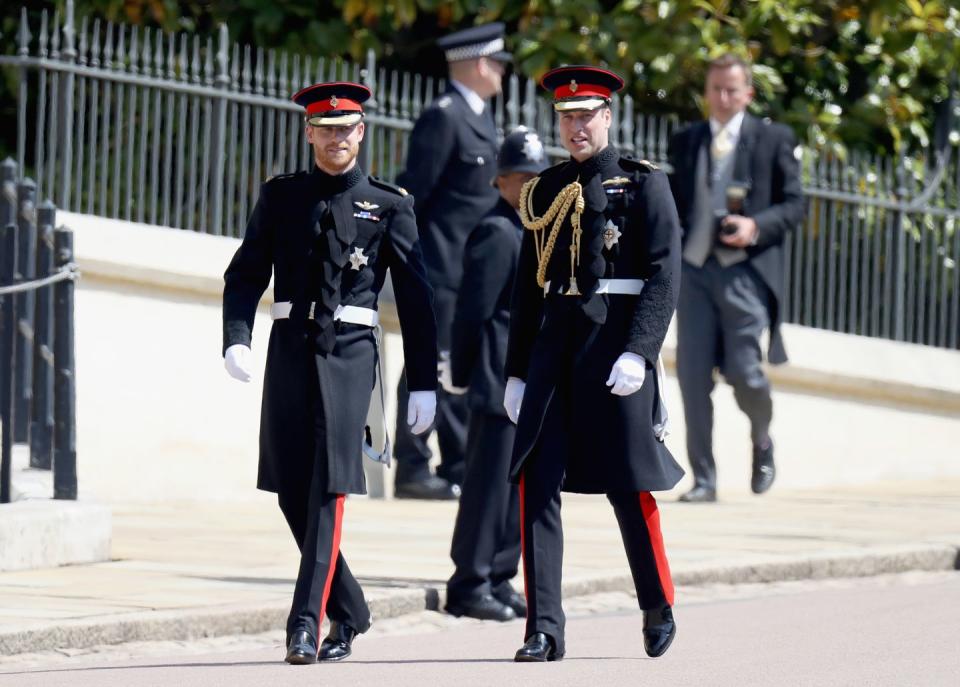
left=306, top=98, right=363, bottom=116
left=444, top=37, right=505, bottom=61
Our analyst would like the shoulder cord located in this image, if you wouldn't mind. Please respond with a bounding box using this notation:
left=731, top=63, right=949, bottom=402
left=518, top=176, right=585, bottom=291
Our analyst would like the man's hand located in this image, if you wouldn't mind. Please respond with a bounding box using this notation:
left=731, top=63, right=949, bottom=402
left=606, top=352, right=647, bottom=396
left=438, top=352, right=467, bottom=396
left=407, top=391, right=437, bottom=435
left=719, top=214, right=758, bottom=248
left=503, top=377, right=526, bottom=424
left=224, top=344, right=253, bottom=383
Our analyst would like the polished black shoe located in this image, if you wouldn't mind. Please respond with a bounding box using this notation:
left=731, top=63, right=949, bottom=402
left=285, top=630, right=317, bottom=665
left=494, top=588, right=527, bottom=618
left=678, top=485, right=717, bottom=503
left=643, top=605, right=676, bottom=658
left=394, top=475, right=461, bottom=500
left=317, top=621, right=358, bottom=662
left=751, top=439, right=776, bottom=494
left=514, top=632, right=563, bottom=662
left=446, top=594, right=516, bottom=622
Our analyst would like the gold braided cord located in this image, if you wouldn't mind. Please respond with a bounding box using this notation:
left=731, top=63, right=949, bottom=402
left=518, top=177, right=585, bottom=289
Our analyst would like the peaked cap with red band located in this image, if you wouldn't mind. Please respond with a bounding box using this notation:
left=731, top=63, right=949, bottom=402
left=292, top=81, right=371, bottom=127
left=541, top=66, right=624, bottom=112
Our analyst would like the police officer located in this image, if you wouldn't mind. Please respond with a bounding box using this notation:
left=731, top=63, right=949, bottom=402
left=392, top=23, right=509, bottom=499
left=504, top=67, right=684, bottom=662
left=441, top=127, right=548, bottom=622
left=222, top=82, right=438, bottom=664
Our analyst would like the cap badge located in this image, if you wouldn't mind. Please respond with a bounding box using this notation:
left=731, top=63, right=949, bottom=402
left=522, top=133, right=544, bottom=162
left=569, top=80, right=578, bottom=93
left=329, top=96, right=339, bottom=108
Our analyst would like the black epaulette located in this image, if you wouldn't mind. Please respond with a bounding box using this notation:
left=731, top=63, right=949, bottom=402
left=620, top=157, right=660, bottom=174
left=369, top=176, right=409, bottom=197
left=264, top=171, right=302, bottom=184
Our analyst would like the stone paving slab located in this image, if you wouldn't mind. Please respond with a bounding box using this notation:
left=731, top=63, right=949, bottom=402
left=1, top=480, right=958, bottom=655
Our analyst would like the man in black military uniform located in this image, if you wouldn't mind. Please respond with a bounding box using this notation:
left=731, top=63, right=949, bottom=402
left=667, top=53, right=804, bottom=503
left=222, top=82, right=438, bottom=664
left=392, top=23, right=509, bottom=499
left=505, top=66, right=684, bottom=662
left=441, top=127, right=548, bottom=622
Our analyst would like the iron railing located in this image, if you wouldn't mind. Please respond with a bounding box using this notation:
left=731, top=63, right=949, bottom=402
left=1, top=2, right=958, bottom=349
left=0, top=159, right=79, bottom=503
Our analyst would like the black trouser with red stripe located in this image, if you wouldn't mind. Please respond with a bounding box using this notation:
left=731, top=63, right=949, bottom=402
left=277, top=402, right=371, bottom=645
left=519, top=451, right=675, bottom=654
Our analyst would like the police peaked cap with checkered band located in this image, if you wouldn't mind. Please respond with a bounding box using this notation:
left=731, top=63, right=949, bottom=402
left=541, top=66, right=624, bottom=112
left=437, top=22, right=512, bottom=63
left=292, top=81, right=371, bottom=127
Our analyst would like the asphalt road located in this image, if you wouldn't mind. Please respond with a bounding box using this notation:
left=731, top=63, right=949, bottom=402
left=2, top=572, right=958, bottom=687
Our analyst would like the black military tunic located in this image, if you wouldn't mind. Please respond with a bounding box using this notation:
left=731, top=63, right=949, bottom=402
left=506, top=146, right=685, bottom=493
left=224, top=165, right=437, bottom=496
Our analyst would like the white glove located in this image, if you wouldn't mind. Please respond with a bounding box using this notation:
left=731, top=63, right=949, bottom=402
left=606, top=352, right=647, bottom=396
left=503, top=376, right=526, bottom=424
left=224, top=344, right=253, bottom=383
left=438, top=352, right=467, bottom=396
left=407, top=390, right=437, bottom=435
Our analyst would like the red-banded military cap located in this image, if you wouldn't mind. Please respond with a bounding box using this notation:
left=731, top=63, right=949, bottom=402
left=291, top=82, right=371, bottom=127
left=540, top=66, right=625, bottom=112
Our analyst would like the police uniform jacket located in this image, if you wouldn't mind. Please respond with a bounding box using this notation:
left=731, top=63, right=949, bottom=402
left=397, top=87, right=500, bottom=291
left=450, top=197, right=522, bottom=416
left=223, top=165, right=437, bottom=496
left=505, top=146, right=685, bottom=493
left=667, top=114, right=805, bottom=364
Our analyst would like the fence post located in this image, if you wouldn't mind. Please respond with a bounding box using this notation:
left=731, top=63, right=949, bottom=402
left=14, top=178, right=37, bottom=444
left=53, top=226, right=77, bottom=500
left=0, top=159, right=15, bottom=226
left=360, top=48, right=376, bottom=174
left=0, top=223, right=17, bottom=504
left=892, top=158, right=909, bottom=341
left=16, top=9, right=31, bottom=177
left=31, top=201, right=56, bottom=470
left=208, top=23, right=230, bottom=235
left=59, top=0, right=77, bottom=211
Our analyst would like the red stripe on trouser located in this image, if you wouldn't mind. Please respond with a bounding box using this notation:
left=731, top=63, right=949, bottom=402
left=317, top=494, right=345, bottom=635
left=639, top=491, right=674, bottom=606
left=519, top=473, right=529, bottom=603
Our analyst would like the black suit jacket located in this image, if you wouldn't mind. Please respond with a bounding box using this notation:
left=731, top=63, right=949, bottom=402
left=397, top=87, right=500, bottom=291
left=450, top=197, right=522, bottom=416
left=667, top=113, right=804, bottom=363
left=223, top=166, right=437, bottom=495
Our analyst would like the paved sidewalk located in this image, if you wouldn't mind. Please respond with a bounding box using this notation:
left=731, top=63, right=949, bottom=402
left=1, top=479, right=958, bottom=655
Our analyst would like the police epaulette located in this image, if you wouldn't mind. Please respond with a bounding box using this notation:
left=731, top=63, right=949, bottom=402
left=620, top=157, right=659, bottom=173
left=369, top=176, right=409, bottom=196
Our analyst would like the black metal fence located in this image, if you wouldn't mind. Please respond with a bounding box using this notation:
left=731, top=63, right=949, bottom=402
left=1, top=2, right=958, bottom=349
left=0, top=158, right=78, bottom=503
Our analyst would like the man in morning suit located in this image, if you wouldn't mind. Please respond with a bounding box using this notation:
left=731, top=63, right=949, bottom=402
left=505, top=66, right=683, bottom=662
left=667, top=53, right=805, bottom=503
left=222, top=82, right=438, bottom=664
left=441, top=127, right=548, bottom=622
left=392, top=23, right=509, bottom=499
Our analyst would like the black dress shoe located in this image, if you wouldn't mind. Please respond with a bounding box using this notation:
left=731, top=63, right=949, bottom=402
left=751, top=439, right=776, bottom=494
left=643, top=605, right=676, bottom=658
left=678, top=485, right=717, bottom=503
left=317, top=621, right=358, bottom=662
left=446, top=594, right=516, bottom=622
left=285, top=630, right=317, bottom=665
left=394, top=475, right=461, bottom=500
left=494, top=588, right=527, bottom=618
left=514, top=632, right=563, bottom=662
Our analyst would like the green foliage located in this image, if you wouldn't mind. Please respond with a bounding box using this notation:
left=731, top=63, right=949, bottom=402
left=2, top=1, right=959, bottom=155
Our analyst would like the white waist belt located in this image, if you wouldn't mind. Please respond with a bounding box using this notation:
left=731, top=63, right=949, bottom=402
left=543, top=278, right=646, bottom=296
left=270, top=302, right=379, bottom=327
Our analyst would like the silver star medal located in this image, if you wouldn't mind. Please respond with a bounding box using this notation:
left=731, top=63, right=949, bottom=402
left=602, top=220, right=622, bottom=250
left=348, top=246, right=369, bottom=271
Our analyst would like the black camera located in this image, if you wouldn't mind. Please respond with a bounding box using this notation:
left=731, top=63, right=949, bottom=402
left=716, top=183, right=750, bottom=237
